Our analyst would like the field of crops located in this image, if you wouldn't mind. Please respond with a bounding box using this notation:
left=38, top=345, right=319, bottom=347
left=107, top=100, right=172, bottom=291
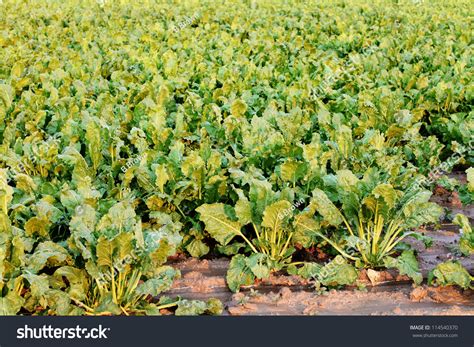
left=0, top=0, right=473, bottom=316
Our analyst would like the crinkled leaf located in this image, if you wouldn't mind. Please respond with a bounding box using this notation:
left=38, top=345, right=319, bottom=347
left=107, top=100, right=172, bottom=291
left=372, top=183, right=398, bottom=208
left=175, top=298, right=223, bottom=316
left=216, top=242, right=246, bottom=256
left=226, top=254, right=255, bottom=292
left=336, top=169, right=359, bottom=190
left=384, top=250, right=422, bottom=285
left=453, top=213, right=473, bottom=255
left=261, top=200, right=292, bottom=229
left=428, top=261, right=473, bottom=289
left=52, top=266, right=90, bottom=301
left=230, top=99, right=247, bottom=118
left=234, top=194, right=252, bottom=225
left=287, top=262, right=322, bottom=280
left=317, top=256, right=358, bottom=286
left=0, top=292, right=24, bottom=315
left=136, top=266, right=180, bottom=296
left=245, top=253, right=271, bottom=279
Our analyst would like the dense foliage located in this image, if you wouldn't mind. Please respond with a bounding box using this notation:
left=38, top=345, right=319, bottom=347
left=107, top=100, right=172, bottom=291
left=0, top=0, right=472, bottom=313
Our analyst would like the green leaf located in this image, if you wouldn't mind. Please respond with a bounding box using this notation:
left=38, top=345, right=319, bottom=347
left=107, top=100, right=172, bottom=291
left=428, top=261, right=473, bottom=289
left=311, top=189, right=343, bottom=226
left=287, top=262, right=322, bottom=279
left=185, top=239, right=210, bottom=257
left=317, top=256, right=358, bottom=286
left=27, top=242, right=70, bottom=274
left=136, top=266, right=180, bottom=296
left=0, top=292, right=24, bottom=315
left=466, top=168, right=474, bottom=192
left=196, top=203, right=243, bottom=246
left=372, top=183, right=398, bottom=208
left=230, top=99, right=247, bottom=118
left=245, top=253, right=271, bottom=279
left=384, top=250, right=422, bottom=285
left=174, top=298, right=223, bottom=316
left=226, top=254, right=255, bottom=292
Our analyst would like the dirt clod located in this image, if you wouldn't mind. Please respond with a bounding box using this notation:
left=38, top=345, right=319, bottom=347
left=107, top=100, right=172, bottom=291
left=410, top=287, right=428, bottom=302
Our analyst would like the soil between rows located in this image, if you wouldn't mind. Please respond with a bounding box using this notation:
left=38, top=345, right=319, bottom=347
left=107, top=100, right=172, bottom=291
left=164, top=227, right=474, bottom=315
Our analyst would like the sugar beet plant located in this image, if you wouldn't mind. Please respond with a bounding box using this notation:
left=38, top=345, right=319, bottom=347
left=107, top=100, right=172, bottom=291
left=0, top=169, right=221, bottom=315
left=293, top=170, right=443, bottom=269
left=197, top=184, right=305, bottom=291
